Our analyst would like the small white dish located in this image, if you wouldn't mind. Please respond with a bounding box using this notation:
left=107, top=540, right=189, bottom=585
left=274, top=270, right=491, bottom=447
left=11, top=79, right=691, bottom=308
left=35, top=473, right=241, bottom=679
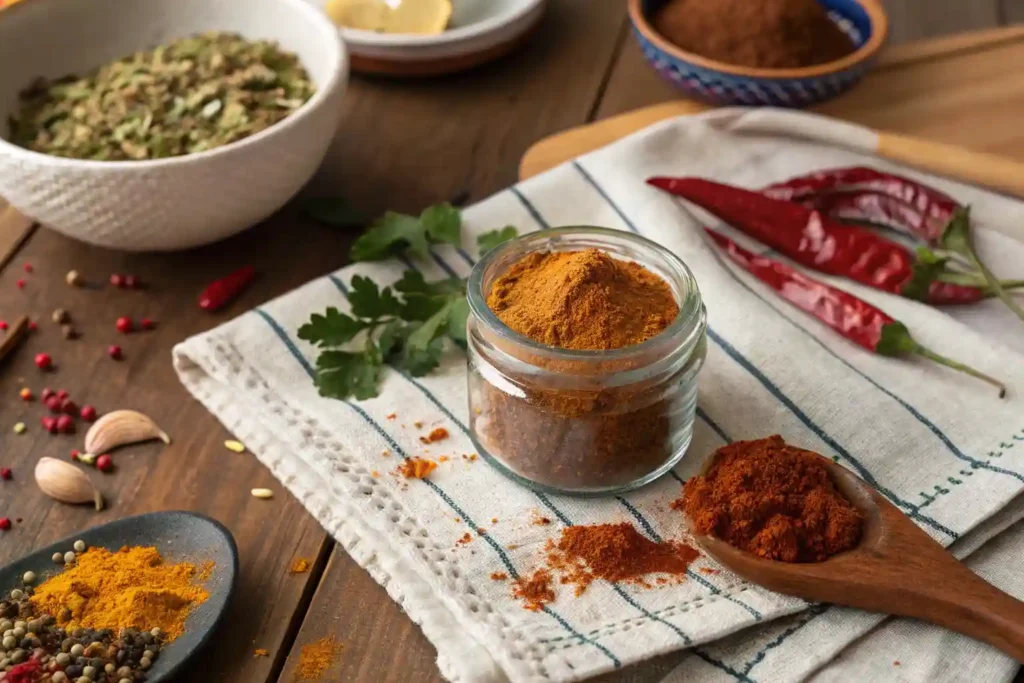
left=0, top=0, right=347, bottom=251
left=307, top=0, right=547, bottom=75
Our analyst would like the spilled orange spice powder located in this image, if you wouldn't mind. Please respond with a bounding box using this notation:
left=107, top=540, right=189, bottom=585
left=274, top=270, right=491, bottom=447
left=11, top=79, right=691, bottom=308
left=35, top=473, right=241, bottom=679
left=290, top=557, right=311, bottom=574
left=397, top=458, right=437, bottom=479
left=419, top=427, right=449, bottom=444
left=297, top=636, right=343, bottom=680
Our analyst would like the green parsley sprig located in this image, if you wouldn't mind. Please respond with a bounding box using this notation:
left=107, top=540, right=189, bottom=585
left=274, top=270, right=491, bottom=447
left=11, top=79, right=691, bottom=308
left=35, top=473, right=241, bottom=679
left=299, top=201, right=519, bottom=400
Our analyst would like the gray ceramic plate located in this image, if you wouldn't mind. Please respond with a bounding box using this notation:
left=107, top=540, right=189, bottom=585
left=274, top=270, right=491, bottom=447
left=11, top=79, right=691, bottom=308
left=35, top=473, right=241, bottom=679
left=0, top=511, right=238, bottom=682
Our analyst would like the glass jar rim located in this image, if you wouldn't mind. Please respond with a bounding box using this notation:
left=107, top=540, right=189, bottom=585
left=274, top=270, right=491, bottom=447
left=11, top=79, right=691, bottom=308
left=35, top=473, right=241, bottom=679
left=466, top=226, right=705, bottom=364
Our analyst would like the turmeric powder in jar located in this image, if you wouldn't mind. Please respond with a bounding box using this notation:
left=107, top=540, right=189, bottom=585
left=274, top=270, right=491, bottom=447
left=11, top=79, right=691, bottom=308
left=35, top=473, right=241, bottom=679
left=465, top=227, right=707, bottom=494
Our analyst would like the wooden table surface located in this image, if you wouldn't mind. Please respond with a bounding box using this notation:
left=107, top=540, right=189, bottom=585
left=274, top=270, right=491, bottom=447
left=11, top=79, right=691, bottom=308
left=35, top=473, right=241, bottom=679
left=1, top=2, right=1023, bottom=682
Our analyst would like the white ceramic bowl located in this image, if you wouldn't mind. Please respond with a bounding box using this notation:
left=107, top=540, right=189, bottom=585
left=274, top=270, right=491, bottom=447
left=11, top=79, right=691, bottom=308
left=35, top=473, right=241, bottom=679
left=0, top=0, right=347, bottom=251
left=306, top=0, right=546, bottom=76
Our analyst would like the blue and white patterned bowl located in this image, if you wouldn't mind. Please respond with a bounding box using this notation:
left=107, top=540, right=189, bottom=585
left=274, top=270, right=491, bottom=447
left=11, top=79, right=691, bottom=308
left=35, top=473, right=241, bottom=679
left=628, top=0, right=888, bottom=107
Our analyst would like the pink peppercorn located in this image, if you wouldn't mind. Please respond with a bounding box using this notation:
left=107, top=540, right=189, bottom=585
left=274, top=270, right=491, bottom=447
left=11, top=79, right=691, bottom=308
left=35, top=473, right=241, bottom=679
left=18, top=387, right=32, bottom=401
left=16, top=279, right=25, bottom=289
left=96, top=454, right=114, bottom=473
left=115, top=316, right=133, bottom=334
left=40, top=387, right=55, bottom=401
left=57, top=389, right=69, bottom=400
left=141, top=318, right=156, bottom=330
left=23, top=263, right=32, bottom=273
left=80, top=405, right=98, bottom=421
left=0, top=321, right=7, bottom=331
left=70, top=449, right=80, bottom=461
left=40, top=416, right=57, bottom=434
left=110, top=273, right=125, bottom=287
left=61, top=399, right=78, bottom=416
left=0, top=468, right=11, bottom=481
left=108, top=345, right=123, bottom=360
left=34, top=353, right=52, bottom=370
left=0, top=518, right=10, bottom=531
left=124, top=275, right=141, bottom=289
left=55, top=415, right=74, bottom=434
left=46, top=396, right=62, bottom=413
left=27, top=320, right=37, bottom=332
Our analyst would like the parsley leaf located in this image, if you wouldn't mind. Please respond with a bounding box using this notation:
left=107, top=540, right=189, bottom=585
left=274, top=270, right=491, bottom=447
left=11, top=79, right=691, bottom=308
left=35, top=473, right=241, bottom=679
left=421, top=203, right=461, bottom=245
left=477, top=226, right=518, bottom=253
left=351, top=211, right=429, bottom=261
left=349, top=275, right=402, bottom=319
left=314, top=350, right=382, bottom=400
left=301, top=197, right=365, bottom=228
left=298, top=307, right=369, bottom=347
left=350, top=202, right=463, bottom=262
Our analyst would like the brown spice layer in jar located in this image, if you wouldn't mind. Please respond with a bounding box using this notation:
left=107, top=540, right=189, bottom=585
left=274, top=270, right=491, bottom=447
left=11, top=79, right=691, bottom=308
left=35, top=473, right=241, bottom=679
left=677, top=435, right=863, bottom=562
left=478, top=248, right=684, bottom=489
left=652, top=0, right=856, bottom=70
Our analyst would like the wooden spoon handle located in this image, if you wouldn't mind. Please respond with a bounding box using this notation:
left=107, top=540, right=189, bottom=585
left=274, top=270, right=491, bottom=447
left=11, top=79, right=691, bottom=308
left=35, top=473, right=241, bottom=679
left=903, top=560, right=1024, bottom=662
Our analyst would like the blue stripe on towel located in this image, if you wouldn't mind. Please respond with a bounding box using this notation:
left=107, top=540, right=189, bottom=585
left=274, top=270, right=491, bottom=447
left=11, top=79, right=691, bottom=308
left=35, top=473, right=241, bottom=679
left=511, top=186, right=550, bottom=230
left=571, top=165, right=959, bottom=541
left=252, top=307, right=621, bottom=668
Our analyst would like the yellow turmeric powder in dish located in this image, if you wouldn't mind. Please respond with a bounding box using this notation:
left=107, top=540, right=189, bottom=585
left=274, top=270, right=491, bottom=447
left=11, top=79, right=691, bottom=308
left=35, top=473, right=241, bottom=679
left=30, top=546, right=210, bottom=641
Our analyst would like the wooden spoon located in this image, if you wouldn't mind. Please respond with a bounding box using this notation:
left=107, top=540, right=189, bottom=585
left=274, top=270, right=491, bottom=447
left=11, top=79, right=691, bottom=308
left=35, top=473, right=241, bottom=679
left=684, top=450, right=1024, bottom=662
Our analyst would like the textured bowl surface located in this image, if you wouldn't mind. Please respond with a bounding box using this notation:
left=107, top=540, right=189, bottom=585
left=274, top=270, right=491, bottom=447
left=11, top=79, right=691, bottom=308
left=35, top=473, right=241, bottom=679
left=629, top=0, right=887, bottom=108
left=0, top=511, right=238, bottom=682
left=0, top=0, right=348, bottom=251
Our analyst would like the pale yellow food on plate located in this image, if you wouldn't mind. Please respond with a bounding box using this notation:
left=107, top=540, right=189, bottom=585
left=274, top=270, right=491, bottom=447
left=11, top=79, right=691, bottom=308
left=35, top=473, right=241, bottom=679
left=326, top=0, right=453, bottom=35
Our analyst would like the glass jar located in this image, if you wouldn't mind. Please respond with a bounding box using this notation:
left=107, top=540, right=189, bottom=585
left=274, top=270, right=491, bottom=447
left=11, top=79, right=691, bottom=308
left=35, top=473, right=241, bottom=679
left=466, top=226, right=708, bottom=496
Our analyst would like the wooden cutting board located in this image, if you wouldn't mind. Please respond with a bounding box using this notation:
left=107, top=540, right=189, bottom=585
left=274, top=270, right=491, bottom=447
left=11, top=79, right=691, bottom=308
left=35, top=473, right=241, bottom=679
left=519, top=26, right=1024, bottom=196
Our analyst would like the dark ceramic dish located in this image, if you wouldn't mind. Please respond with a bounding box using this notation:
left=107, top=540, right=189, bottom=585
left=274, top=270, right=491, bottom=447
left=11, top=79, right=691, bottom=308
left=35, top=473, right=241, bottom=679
left=0, top=511, right=238, bottom=682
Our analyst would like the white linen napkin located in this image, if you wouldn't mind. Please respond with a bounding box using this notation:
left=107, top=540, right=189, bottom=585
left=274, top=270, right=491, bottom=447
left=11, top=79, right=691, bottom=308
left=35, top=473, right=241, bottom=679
left=174, top=108, right=1024, bottom=683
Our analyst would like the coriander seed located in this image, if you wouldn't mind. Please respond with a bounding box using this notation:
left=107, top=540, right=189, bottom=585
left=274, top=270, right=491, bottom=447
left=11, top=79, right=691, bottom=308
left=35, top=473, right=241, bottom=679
left=22, top=571, right=36, bottom=584
left=9, top=590, right=23, bottom=601
left=73, top=540, right=86, bottom=553
left=64, top=551, right=76, bottom=565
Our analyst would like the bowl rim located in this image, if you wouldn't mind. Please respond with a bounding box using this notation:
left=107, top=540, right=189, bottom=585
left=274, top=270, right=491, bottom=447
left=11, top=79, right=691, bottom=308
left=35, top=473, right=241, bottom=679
left=336, top=0, right=546, bottom=48
left=627, top=0, right=889, bottom=80
left=0, top=0, right=348, bottom=170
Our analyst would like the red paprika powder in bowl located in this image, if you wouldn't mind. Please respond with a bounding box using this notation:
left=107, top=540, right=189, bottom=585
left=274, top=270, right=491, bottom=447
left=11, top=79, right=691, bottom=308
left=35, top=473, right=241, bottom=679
left=465, top=227, right=708, bottom=495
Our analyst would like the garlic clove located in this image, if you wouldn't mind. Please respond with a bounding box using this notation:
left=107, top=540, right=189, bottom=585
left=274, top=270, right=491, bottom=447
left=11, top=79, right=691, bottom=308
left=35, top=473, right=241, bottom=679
left=83, top=409, right=170, bottom=455
left=35, top=457, right=104, bottom=510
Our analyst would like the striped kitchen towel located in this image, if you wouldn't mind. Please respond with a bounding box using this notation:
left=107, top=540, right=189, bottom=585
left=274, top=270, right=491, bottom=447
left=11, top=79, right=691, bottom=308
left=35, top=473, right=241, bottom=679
left=174, top=108, right=1024, bottom=683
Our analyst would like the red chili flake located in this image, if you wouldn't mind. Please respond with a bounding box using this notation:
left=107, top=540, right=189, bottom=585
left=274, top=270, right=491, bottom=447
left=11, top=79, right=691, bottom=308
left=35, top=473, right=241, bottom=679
left=15, top=279, right=25, bottom=289
left=80, top=405, right=98, bottom=421
left=56, top=415, right=75, bottom=434
left=115, top=316, right=133, bottom=334
left=61, top=399, right=78, bottom=416
left=34, top=353, right=52, bottom=370
left=0, top=321, right=7, bottom=331
left=141, top=318, right=156, bottom=330
left=18, top=387, right=32, bottom=401
left=23, top=263, right=32, bottom=273
left=96, top=454, right=114, bottom=472
left=107, top=345, right=123, bottom=360
left=56, top=389, right=69, bottom=400
left=110, top=273, right=125, bottom=287
left=199, top=265, right=256, bottom=312
left=0, top=468, right=11, bottom=480
left=0, top=518, right=10, bottom=531
left=40, top=416, right=57, bottom=433
left=45, top=396, right=62, bottom=413
left=27, top=320, right=37, bottom=332
left=419, top=427, right=450, bottom=444
left=490, top=572, right=508, bottom=581
left=70, top=449, right=80, bottom=461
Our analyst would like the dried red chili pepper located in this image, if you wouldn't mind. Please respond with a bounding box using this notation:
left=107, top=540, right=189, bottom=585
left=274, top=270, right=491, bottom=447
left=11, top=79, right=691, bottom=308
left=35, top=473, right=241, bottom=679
left=199, top=266, right=256, bottom=312
left=760, top=167, right=959, bottom=243
left=647, top=177, right=986, bottom=305
left=706, top=228, right=1006, bottom=396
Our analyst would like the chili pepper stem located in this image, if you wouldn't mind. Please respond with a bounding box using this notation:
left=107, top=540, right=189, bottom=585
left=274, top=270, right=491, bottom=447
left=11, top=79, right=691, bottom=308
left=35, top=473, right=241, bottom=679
left=936, top=272, right=1024, bottom=290
left=911, top=344, right=1007, bottom=398
left=966, top=252, right=1024, bottom=324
